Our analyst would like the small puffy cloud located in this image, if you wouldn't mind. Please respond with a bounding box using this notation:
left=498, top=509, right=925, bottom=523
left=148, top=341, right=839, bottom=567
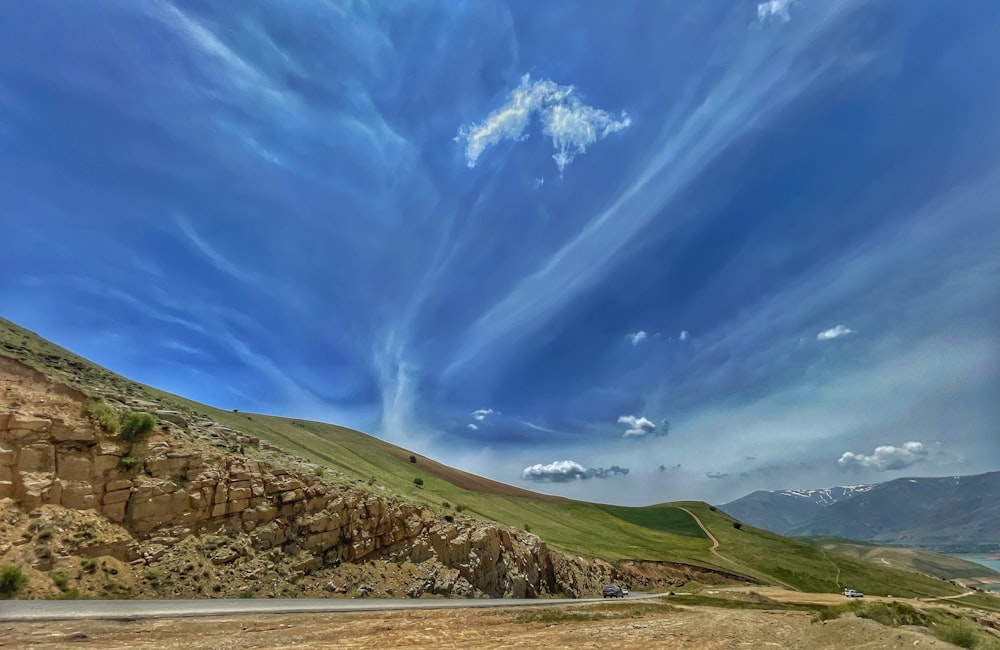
left=521, top=460, right=630, bottom=482
left=817, top=324, right=854, bottom=341
left=706, top=471, right=730, bottom=480
left=618, top=415, right=657, bottom=437
left=679, top=330, right=690, bottom=341
left=838, top=441, right=929, bottom=472
left=457, top=74, right=630, bottom=174
left=472, top=408, right=495, bottom=421
left=626, top=331, right=648, bottom=346
left=466, top=423, right=478, bottom=430
left=757, top=0, right=795, bottom=23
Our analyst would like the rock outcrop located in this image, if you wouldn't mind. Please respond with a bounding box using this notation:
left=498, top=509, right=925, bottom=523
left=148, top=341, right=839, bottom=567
left=1, top=406, right=560, bottom=598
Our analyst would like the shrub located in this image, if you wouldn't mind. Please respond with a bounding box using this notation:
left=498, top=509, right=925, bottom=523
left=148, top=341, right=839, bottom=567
left=409, top=455, right=417, bottom=463
left=51, top=571, right=70, bottom=591
left=455, top=504, right=466, bottom=513
left=733, top=522, right=743, bottom=530
left=119, top=412, right=155, bottom=442
left=0, top=565, right=28, bottom=597
left=119, top=456, right=141, bottom=471
left=80, top=558, right=98, bottom=574
left=441, top=501, right=451, bottom=508
left=413, top=478, right=424, bottom=487
left=933, top=619, right=980, bottom=649
left=82, top=399, right=119, bottom=434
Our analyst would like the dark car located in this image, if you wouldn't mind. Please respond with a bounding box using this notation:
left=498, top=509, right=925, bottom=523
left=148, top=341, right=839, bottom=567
left=602, top=585, right=624, bottom=598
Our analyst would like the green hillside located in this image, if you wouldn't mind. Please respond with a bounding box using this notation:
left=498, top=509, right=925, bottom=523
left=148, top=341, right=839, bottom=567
left=799, top=536, right=1000, bottom=581
left=0, top=317, right=965, bottom=598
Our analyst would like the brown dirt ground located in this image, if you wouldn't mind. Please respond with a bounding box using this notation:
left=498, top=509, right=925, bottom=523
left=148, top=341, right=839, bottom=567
left=0, top=603, right=963, bottom=650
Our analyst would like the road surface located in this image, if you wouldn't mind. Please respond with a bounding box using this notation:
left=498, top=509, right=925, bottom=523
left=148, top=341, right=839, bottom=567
left=0, top=592, right=654, bottom=622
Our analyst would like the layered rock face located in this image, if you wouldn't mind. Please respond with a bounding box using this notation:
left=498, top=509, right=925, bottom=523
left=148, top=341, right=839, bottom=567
left=0, top=407, right=559, bottom=598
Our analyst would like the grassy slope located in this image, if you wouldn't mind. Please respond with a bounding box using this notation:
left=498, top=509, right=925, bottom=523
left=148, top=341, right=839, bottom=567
left=798, top=536, right=1000, bottom=581
left=677, top=503, right=962, bottom=597
left=0, top=317, right=965, bottom=596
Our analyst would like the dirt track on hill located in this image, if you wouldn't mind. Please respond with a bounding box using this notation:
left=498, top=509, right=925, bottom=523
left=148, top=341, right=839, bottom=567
left=0, top=602, right=963, bottom=649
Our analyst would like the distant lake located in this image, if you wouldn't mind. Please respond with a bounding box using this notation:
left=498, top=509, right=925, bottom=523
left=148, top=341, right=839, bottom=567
left=955, top=555, right=1000, bottom=591
left=957, top=554, right=1000, bottom=574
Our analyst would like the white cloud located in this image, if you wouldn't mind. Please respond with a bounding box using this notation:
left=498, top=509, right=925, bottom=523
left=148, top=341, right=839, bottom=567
left=627, top=331, right=648, bottom=346
left=757, top=0, right=795, bottom=23
left=838, top=441, right=929, bottom=471
left=472, top=408, right=495, bottom=421
left=456, top=74, right=630, bottom=174
left=817, top=324, right=854, bottom=341
left=618, top=414, right=656, bottom=437
left=679, top=330, right=690, bottom=341
left=467, top=423, right=478, bottom=430
left=521, top=460, right=629, bottom=482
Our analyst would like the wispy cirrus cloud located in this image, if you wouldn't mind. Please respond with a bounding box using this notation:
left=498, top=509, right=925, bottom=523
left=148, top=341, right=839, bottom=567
left=838, top=441, right=929, bottom=471
left=521, top=460, right=630, bottom=482
left=456, top=74, right=630, bottom=174
left=757, top=0, right=795, bottom=24
left=817, top=324, right=854, bottom=341
left=472, top=408, right=496, bottom=421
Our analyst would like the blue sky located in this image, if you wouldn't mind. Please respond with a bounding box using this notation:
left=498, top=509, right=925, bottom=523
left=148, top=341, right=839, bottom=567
left=1, top=0, right=998, bottom=505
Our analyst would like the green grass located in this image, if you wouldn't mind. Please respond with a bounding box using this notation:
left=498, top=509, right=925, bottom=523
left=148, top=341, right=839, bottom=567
left=599, top=504, right=707, bottom=538
left=668, top=592, right=823, bottom=612
left=799, top=536, right=1000, bottom=581
left=514, top=600, right=678, bottom=623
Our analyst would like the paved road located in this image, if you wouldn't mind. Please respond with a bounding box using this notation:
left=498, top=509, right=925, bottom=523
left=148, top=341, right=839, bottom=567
left=0, top=592, right=654, bottom=622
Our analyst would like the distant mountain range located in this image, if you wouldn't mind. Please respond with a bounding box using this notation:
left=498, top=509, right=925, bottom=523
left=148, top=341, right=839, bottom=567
left=720, top=471, right=1000, bottom=553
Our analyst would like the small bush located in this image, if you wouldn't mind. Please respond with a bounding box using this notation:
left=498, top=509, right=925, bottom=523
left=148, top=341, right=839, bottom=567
left=413, top=477, right=424, bottom=487
left=0, top=565, right=28, bottom=597
left=119, top=412, right=155, bottom=442
left=855, top=602, right=929, bottom=628
left=732, top=522, right=743, bottom=530
left=80, top=558, right=98, bottom=574
left=933, top=619, right=982, bottom=649
left=51, top=571, right=70, bottom=591
left=409, top=455, right=417, bottom=463
left=444, top=515, right=454, bottom=523
left=119, top=456, right=141, bottom=471
left=82, top=399, right=119, bottom=434
left=441, top=501, right=451, bottom=508
left=455, top=504, right=466, bottom=513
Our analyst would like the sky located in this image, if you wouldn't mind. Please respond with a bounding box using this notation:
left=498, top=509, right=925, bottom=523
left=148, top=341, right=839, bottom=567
left=1, top=0, right=998, bottom=506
